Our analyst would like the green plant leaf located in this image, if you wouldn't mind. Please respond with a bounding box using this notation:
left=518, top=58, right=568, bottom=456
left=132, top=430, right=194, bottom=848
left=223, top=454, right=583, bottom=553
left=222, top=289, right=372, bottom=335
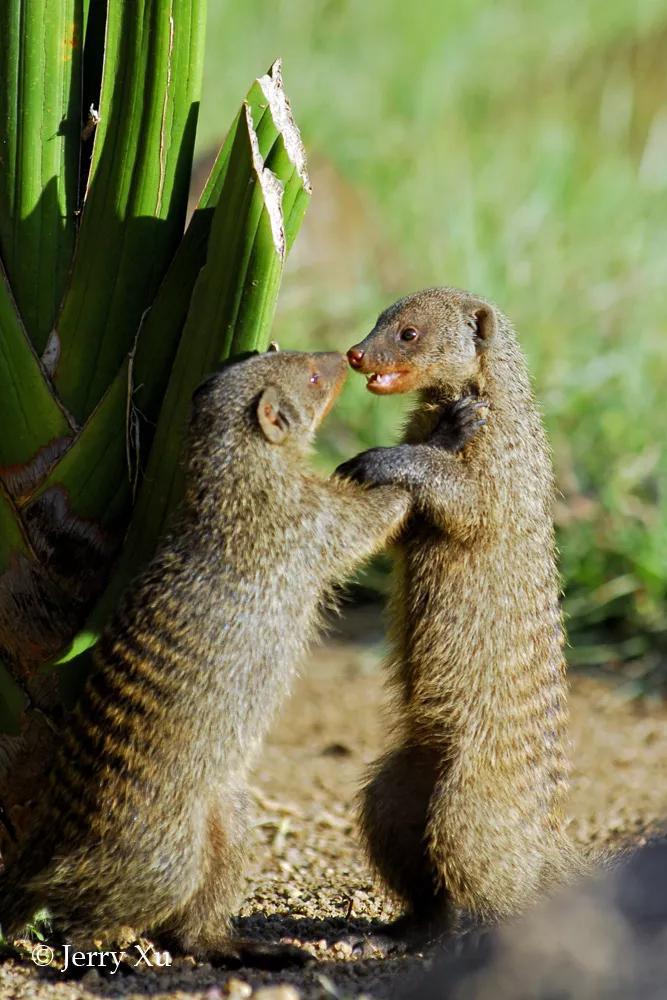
left=27, top=359, right=131, bottom=526
left=56, top=62, right=311, bottom=665
left=0, top=483, right=32, bottom=575
left=120, top=76, right=311, bottom=580
left=0, top=0, right=83, bottom=352
left=130, top=60, right=300, bottom=437
left=0, top=263, right=73, bottom=484
left=54, top=0, right=206, bottom=421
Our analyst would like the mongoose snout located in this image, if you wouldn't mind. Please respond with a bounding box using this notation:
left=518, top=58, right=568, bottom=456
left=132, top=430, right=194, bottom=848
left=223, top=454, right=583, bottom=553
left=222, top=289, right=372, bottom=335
left=346, top=342, right=413, bottom=394
left=307, top=351, right=349, bottom=421
left=194, top=350, right=348, bottom=445
left=347, top=288, right=496, bottom=396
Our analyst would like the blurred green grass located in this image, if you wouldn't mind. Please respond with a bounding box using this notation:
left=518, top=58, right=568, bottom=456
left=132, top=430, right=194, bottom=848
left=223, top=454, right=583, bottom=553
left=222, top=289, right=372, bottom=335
left=200, top=0, right=667, bottom=671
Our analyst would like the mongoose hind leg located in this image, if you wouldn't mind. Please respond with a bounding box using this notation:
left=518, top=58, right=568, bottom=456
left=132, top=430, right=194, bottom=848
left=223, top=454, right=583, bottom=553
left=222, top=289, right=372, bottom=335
left=161, top=793, right=309, bottom=970
left=359, top=744, right=451, bottom=932
left=165, top=874, right=310, bottom=971
left=162, top=791, right=249, bottom=957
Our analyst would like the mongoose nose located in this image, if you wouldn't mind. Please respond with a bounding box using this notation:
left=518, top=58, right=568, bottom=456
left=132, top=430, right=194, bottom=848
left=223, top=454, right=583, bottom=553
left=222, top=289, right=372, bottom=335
left=348, top=347, right=365, bottom=369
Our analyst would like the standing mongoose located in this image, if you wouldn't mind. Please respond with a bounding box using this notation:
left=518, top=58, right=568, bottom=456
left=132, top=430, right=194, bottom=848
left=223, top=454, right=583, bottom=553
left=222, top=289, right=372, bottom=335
left=337, top=287, right=585, bottom=927
left=0, top=350, right=410, bottom=957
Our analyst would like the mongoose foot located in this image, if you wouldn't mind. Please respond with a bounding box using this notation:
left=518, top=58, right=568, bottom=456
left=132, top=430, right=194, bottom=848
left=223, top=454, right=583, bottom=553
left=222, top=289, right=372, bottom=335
left=348, top=922, right=435, bottom=958
left=389, top=916, right=443, bottom=949
left=210, top=939, right=312, bottom=971
left=377, top=908, right=466, bottom=951
left=436, top=395, right=490, bottom=452
left=329, top=930, right=407, bottom=959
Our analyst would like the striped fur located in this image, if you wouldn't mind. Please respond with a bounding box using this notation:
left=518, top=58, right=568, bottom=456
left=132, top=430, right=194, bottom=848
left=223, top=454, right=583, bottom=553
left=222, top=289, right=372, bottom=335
left=0, top=351, right=409, bottom=953
left=344, top=289, right=587, bottom=923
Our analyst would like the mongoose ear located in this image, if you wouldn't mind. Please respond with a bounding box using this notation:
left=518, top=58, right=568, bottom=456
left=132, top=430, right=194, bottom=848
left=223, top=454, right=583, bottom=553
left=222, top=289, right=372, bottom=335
left=465, top=300, right=497, bottom=352
left=257, top=386, right=291, bottom=444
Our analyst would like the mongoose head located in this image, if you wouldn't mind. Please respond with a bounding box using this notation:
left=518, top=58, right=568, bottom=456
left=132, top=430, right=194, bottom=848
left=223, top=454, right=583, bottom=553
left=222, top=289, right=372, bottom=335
left=191, top=350, right=348, bottom=460
left=347, top=287, right=497, bottom=396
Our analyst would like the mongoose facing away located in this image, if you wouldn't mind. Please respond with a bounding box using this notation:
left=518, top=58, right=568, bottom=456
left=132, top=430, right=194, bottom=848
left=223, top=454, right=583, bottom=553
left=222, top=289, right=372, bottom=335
left=338, top=287, right=583, bottom=925
left=0, top=350, right=410, bottom=957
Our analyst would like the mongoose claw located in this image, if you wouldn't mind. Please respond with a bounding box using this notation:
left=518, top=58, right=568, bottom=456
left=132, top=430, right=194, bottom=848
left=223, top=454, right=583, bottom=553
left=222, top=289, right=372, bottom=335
left=335, top=446, right=410, bottom=487
left=377, top=911, right=453, bottom=951
left=335, top=455, right=368, bottom=484
left=326, top=931, right=407, bottom=959
left=437, top=395, right=490, bottom=452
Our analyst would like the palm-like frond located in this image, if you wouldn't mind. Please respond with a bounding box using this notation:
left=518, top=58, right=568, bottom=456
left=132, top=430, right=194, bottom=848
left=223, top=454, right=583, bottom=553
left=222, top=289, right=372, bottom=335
left=0, top=0, right=310, bottom=741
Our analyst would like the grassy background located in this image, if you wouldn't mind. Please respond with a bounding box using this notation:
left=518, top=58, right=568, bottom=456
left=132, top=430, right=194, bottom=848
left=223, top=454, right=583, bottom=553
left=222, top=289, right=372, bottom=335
left=199, top=0, right=667, bottom=677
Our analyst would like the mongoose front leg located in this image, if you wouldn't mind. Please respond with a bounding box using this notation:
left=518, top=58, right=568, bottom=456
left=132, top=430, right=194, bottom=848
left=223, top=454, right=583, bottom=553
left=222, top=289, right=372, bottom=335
left=336, top=444, right=485, bottom=538
left=336, top=444, right=432, bottom=488
left=336, top=393, right=489, bottom=534
left=319, top=481, right=411, bottom=572
left=434, top=395, right=490, bottom=452
left=337, top=393, right=487, bottom=486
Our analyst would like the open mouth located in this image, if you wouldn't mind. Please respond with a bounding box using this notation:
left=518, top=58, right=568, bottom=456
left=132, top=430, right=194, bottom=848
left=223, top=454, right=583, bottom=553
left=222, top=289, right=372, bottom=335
left=365, top=370, right=410, bottom=394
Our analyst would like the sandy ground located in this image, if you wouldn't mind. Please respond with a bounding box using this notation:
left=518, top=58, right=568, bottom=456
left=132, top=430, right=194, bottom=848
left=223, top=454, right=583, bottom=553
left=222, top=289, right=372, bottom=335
left=2, top=616, right=667, bottom=999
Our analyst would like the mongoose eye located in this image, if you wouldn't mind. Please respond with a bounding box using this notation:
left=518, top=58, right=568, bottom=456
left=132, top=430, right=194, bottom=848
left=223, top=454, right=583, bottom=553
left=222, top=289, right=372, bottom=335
left=310, top=372, right=320, bottom=384
left=399, top=327, right=419, bottom=342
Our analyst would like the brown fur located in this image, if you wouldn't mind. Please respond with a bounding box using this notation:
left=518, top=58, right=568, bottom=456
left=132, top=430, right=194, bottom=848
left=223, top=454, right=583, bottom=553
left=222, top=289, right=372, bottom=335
left=338, top=287, right=586, bottom=924
left=0, top=350, right=409, bottom=955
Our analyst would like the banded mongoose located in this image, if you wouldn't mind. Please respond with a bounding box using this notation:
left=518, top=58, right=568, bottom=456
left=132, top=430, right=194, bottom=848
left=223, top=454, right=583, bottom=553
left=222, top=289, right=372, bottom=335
left=337, top=287, right=585, bottom=926
left=0, top=350, right=409, bottom=957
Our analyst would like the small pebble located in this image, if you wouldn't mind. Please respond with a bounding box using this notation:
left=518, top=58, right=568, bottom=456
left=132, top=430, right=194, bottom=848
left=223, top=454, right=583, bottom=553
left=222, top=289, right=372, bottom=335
left=224, top=981, right=252, bottom=1000
left=253, top=987, right=301, bottom=1000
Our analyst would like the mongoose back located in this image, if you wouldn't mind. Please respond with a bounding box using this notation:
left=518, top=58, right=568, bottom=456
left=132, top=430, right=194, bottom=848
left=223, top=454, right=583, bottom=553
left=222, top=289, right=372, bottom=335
left=338, top=287, right=584, bottom=925
left=0, top=350, right=409, bottom=956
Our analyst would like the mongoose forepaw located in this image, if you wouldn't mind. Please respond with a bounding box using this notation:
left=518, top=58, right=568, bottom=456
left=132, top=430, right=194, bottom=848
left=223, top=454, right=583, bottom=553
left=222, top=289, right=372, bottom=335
left=336, top=446, right=410, bottom=487
left=437, top=395, right=490, bottom=452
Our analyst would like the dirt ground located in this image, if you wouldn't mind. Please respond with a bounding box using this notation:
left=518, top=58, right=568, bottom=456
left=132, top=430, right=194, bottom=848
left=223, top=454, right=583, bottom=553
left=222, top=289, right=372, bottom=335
left=2, top=613, right=667, bottom=1000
